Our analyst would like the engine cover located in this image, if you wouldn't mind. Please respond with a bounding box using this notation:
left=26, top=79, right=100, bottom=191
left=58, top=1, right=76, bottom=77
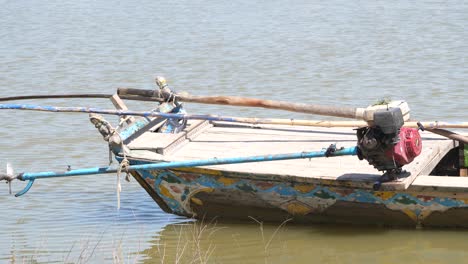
left=388, top=127, right=422, bottom=166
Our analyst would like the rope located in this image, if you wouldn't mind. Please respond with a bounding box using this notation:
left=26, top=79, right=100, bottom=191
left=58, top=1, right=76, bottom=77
left=116, top=157, right=129, bottom=210
left=0, top=163, right=16, bottom=195
left=108, top=149, right=113, bottom=165
left=0, top=174, right=14, bottom=195
left=115, top=134, right=131, bottom=210
left=90, top=113, right=132, bottom=209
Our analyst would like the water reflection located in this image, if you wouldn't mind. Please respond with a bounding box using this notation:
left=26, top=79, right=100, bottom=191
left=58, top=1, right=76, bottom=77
left=141, top=220, right=468, bottom=264
left=3, top=180, right=468, bottom=263
left=1, top=0, right=467, bottom=261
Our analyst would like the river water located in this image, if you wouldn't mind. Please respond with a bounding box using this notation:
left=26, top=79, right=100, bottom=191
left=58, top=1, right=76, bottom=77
left=0, top=0, right=467, bottom=263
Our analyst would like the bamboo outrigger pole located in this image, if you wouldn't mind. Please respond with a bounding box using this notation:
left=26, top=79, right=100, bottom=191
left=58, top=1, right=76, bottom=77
left=0, top=94, right=464, bottom=128
left=2, top=103, right=467, bottom=144
left=1, top=103, right=465, bottom=128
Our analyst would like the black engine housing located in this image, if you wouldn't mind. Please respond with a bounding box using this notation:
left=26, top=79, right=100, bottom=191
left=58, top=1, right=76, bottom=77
left=356, top=108, right=404, bottom=172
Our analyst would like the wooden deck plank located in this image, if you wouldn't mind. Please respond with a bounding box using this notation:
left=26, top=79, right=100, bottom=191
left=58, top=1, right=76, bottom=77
left=126, top=123, right=457, bottom=190
left=206, top=127, right=356, bottom=138
left=128, top=120, right=211, bottom=152
left=410, top=176, right=468, bottom=193
left=381, top=139, right=457, bottom=190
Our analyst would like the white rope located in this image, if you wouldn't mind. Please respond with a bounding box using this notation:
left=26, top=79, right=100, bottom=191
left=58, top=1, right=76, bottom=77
left=116, top=169, right=122, bottom=209
left=116, top=158, right=129, bottom=210
left=115, top=136, right=130, bottom=210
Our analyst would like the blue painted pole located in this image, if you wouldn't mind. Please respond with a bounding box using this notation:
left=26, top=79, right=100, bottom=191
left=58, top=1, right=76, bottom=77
left=3, top=103, right=468, bottom=129
left=0, top=103, right=238, bottom=123
left=20, top=146, right=357, bottom=180
left=14, top=146, right=358, bottom=196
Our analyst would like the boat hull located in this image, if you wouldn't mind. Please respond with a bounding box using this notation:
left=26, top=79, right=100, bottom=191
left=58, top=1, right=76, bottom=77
left=131, top=165, right=468, bottom=228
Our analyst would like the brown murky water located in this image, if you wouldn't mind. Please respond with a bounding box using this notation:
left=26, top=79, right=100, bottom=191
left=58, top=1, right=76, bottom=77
left=0, top=0, right=467, bottom=262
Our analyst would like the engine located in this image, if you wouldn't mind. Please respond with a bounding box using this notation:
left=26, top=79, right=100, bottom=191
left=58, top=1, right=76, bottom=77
left=356, top=107, right=422, bottom=175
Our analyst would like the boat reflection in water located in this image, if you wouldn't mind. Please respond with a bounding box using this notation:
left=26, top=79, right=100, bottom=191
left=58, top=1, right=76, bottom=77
left=137, top=220, right=468, bottom=264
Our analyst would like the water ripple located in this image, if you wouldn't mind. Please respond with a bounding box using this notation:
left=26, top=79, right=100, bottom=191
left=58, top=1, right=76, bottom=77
left=0, top=0, right=467, bottom=262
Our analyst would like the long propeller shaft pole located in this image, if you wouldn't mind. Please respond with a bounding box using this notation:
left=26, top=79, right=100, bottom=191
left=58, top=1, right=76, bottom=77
left=0, top=91, right=361, bottom=119
left=117, top=88, right=361, bottom=119
left=9, top=146, right=357, bottom=196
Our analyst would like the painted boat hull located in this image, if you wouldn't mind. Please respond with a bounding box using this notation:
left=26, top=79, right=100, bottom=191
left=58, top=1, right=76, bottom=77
left=101, top=112, right=467, bottom=228
left=129, top=163, right=468, bottom=228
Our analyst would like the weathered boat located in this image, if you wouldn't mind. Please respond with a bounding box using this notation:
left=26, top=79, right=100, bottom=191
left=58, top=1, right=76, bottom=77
left=87, top=82, right=468, bottom=228
left=2, top=78, right=468, bottom=228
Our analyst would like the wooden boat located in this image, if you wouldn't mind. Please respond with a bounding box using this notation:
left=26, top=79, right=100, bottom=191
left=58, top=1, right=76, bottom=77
left=89, top=91, right=468, bottom=228
left=2, top=79, right=468, bottom=228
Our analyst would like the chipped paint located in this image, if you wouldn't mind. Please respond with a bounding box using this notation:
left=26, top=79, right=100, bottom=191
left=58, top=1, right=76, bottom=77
left=159, top=185, right=174, bottom=200
left=294, top=196, right=337, bottom=213
left=286, top=201, right=312, bottom=215
left=119, top=118, right=151, bottom=140
left=217, top=176, right=239, bottom=186
left=314, top=190, right=335, bottom=199
left=134, top=167, right=468, bottom=225
left=175, top=167, right=224, bottom=176
left=374, top=191, right=396, bottom=201
left=402, top=209, right=418, bottom=222
left=253, top=181, right=276, bottom=190
left=145, top=177, right=155, bottom=186
left=294, top=184, right=316, bottom=193
left=191, top=197, right=203, bottom=206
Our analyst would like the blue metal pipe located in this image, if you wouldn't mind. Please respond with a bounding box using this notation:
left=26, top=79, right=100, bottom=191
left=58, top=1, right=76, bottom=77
left=0, top=103, right=237, bottom=122
left=20, top=146, right=357, bottom=180
left=15, top=146, right=358, bottom=196
left=20, top=167, right=118, bottom=180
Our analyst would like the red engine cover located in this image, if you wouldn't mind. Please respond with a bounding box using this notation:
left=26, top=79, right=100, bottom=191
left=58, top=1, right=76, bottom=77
left=386, top=127, right=422, bottom=166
